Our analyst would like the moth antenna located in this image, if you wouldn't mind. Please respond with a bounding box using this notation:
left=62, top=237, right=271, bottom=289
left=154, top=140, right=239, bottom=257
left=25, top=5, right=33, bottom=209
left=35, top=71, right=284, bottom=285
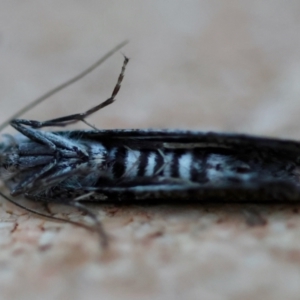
left=0, top=40, right=128, bottom=132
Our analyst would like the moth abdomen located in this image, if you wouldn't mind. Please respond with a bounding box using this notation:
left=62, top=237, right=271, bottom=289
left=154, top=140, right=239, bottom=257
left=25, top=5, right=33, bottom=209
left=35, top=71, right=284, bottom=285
left=85, top=143, right=300, bottom=190
left=105, top=146, right=194, bottom=181
left=100, top=146, right=250, bottom=185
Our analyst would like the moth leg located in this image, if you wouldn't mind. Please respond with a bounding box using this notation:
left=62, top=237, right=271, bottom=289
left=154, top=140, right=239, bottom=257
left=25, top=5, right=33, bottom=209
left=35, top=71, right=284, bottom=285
left=13, top=56, right=129, bottom=130
left=10, top=120, right=89, bottom=158
left=10, top=120, right=56, bottom=151
left=0, top=191, right=96, bottom=235
left=70, top=201, right=108, bottom=248
left=11, top=158, right=58, bottom=196
left=12, top=160, right=89, bottom=197
left=26, top=193, right=108, bottom=247
left=28, top=168, right=78, bottom=193
left=42, top=202, right=52, bottom=215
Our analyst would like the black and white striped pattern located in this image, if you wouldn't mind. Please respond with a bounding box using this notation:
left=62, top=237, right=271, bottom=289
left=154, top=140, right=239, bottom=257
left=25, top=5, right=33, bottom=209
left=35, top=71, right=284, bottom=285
left=2, top=128, right=299, bottom=203
left=104, top=147, right=193, bottom=180
left=87, top=145, right=255, bottom=185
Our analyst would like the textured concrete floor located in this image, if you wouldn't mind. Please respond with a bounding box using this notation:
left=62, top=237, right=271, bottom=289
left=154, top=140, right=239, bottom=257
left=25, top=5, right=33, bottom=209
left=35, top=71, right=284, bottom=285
left=1, top=1, right=300, bottom=299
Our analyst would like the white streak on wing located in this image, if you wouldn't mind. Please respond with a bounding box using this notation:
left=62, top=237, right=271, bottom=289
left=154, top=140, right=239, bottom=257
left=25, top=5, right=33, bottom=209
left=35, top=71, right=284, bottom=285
left=145, top=152, right=156, bottom=176
left=206, top=154, right=229, bottom=181
left=89, top=143, right=107, bottom=167
left=163, top=152, right=173, bottom=177
left=125, top=149, right=141, bottom=177
left=107, top=147, right=117, bottom=179
left=179, top=152, right=192, bottom=180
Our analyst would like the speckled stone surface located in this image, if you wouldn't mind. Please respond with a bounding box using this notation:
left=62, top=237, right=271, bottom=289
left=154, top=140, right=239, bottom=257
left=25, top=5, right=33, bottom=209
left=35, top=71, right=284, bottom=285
left=1, top=2, right=300, bottom=299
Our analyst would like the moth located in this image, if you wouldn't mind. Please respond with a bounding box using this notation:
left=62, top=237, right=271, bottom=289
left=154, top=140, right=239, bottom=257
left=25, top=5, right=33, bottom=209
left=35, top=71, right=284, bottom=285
left=1, top=41, right=300, bottom=246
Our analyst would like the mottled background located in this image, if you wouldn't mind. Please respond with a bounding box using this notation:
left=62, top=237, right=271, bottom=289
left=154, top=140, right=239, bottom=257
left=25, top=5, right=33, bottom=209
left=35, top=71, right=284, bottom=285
left=1, top=1, right=300, bottom=300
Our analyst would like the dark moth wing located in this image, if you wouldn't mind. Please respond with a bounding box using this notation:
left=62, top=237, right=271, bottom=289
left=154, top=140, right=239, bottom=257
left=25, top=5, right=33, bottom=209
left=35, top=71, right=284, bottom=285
left=62, top=129, right=300, bottom=203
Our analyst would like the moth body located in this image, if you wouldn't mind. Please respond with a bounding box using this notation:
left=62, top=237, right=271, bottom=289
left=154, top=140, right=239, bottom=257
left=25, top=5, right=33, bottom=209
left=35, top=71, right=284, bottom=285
left=1, top=129, right=300, bottom=203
